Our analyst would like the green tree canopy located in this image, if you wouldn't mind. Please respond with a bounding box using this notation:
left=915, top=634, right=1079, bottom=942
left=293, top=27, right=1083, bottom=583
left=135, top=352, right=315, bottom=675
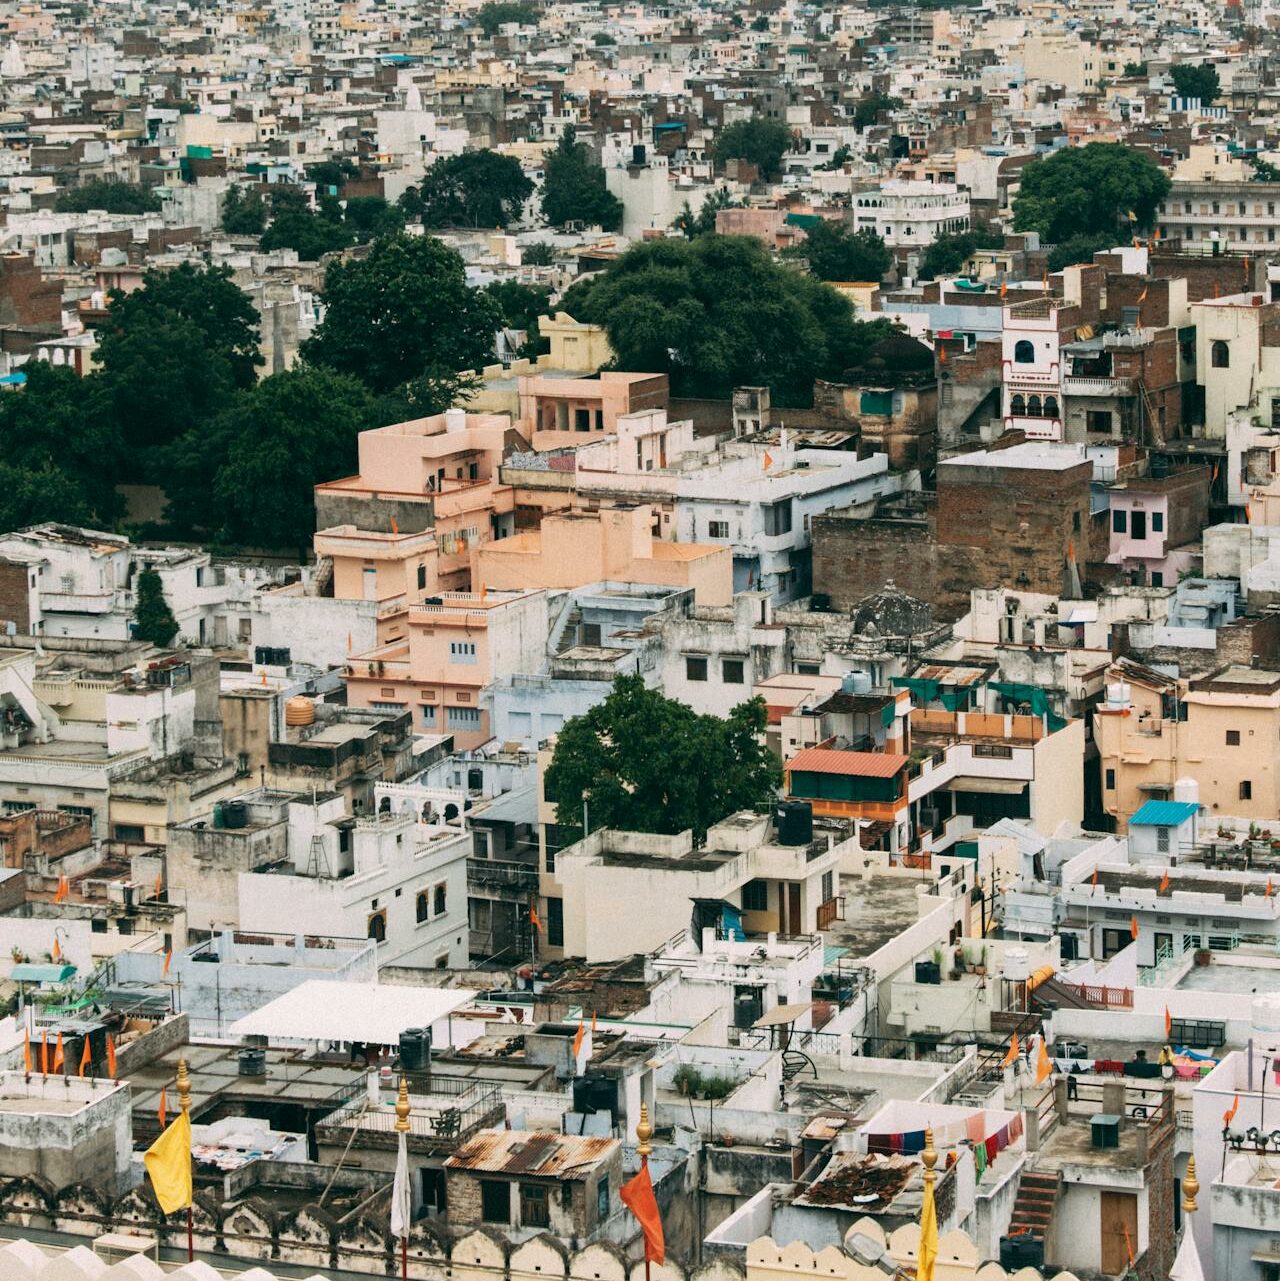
left=55, top=181, right=161, bottom=214
left=853, top=92, right=902, bottom=131
left=712, top=119, right=792, bottom=179
left=1251, top=158, right=1280, bottom=183
left=222, top=184, right=267, bottom=235
left=917, top=228, right=1004, bottom=280
left=521, top=241, right=558, bottom=265
left=1171, top=63, right=1220, bottom=103
left=343, top=195, right=406, bottom=242
left=788, top=220, right=891, bottom=282
left=476, top=0, right=540, bottom=34
left=543, top=675, right=780, bottom=841
left=301, top=233, right=499, bottom=394
left=1123, top=61, right=1147, bottom=77
left=541, top=127, right=623, bottom=231
left=305, top=157, right=359, bottom=190
left=558, top=233, right=895, bottom=406
left=483, top=280, right=552, bottom=333
left=1012, top=143, right=1170, bottom=242
left=133, top=568, right=179, bottom=647
left=95, top=263, right=263, bottom=453
left=259, top=184, right=353, bottom=259
left=0, top=363, right=120, bottom=527
left=417, top=150, right=533, bottom=228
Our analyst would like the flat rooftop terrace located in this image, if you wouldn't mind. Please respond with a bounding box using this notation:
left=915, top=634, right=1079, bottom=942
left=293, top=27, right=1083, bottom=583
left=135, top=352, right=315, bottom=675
left=826, top=873, right=924, bottom=960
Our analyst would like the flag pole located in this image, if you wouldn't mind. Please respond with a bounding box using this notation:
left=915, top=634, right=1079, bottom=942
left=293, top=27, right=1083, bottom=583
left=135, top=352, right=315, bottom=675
left=177, top=1058, right=194, bottom=1262
left=637, top=1104, right=653, bottom=1281
left=396, top=1078, right=411, bottom=1281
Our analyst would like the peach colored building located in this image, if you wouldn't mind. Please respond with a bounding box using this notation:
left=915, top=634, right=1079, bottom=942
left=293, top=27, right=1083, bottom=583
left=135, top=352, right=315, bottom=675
left=518, top=371, right=669, bottom=451
left=471, top=505, right=732, bottom=607
left=345, top=589, right=548, bottom=750
left=314, top=409, right=519, bottom=598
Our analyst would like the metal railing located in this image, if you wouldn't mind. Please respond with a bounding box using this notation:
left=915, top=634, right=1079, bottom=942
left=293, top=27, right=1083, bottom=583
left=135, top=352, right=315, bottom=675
left=317, top=1075, right=502, bottom=1144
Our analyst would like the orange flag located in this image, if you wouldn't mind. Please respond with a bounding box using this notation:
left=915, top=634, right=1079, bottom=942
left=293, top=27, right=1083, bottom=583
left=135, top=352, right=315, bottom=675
left=22, top=1029, right=31, bottom=1074
left=1159, top=869, right=1170, bottom=893
left=1164, top=1006, right=1172, bottom=1038
left=1035, top=1035, right=1053, bottom=1085
left=51, top=937, right=61, bottom=963
left=163, top=949, right=173, bottom=976
left=79, top=1037, right=91, bottom=1079
left=762, top=450, right=774, bottom=471
left=1268, top=878, right=1274, bottom=898
left=938, top=344, right=947, bottom=364
left=1224, top=1093, right=1240, bottom=1126
left=1001, top=1031, right=1019, bottom=1068
left=530, top=904, right=542, bottom=932
left=158, top=1088, right=168, bottom=1130
left=154, top=873, right=163, bottom=898
left=1130, top=915, right=1139, bottom=941
left=619, top=1161, right=665, bottom=1264
left=1091, top=868, right=1098, bottom=888
left=999, top=279, right=1008, bottom=299
left=106, top=1034, right=117, bottom=1079
left=40, top=1030, right=49, bottom=1075
left=52, top=1032, right=64, bottom=1074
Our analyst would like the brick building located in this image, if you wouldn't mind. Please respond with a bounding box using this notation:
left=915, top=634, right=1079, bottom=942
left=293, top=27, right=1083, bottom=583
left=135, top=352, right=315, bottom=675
left=812, top=439, right=1090, bottom=620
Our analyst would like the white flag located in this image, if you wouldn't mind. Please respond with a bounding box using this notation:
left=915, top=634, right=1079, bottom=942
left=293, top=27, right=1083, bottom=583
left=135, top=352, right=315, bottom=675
left=391, top=1130, right=411, bottom=1240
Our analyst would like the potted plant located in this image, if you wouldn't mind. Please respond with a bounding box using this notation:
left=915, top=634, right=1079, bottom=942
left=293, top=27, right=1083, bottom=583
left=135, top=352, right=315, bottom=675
left=1194, top=948, right=1211, bottom=967
left=975, top=945, right=988, bottom=978
left=673, top=1065, right=698, bottom=1096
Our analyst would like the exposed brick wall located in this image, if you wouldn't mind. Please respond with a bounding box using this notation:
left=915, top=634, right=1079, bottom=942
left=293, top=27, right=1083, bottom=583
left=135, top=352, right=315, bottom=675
left=0, top=558, right=31, bottom=633
left=0, top=255, right=62, bottom=329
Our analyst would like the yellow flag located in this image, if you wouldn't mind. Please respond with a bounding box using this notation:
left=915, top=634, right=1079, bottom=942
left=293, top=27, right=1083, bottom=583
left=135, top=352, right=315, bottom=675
left=918, top=1170, right=938, bottom=1281
left=144, top=1110, right=193, bottom=1214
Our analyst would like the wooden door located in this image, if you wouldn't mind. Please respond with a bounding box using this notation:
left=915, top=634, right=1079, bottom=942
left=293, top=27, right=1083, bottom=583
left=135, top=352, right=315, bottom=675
left=1100, top=1190, right=1138, bottom=1275
left=786, top=883, right=802, bottom=936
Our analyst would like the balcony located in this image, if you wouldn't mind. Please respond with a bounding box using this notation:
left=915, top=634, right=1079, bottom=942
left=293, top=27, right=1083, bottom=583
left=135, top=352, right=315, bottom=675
left=1063, top=375, right=1135, bottom=398
left=467, top=857, right=539, bottom=893
left=41, top=591, right=126, bottom=615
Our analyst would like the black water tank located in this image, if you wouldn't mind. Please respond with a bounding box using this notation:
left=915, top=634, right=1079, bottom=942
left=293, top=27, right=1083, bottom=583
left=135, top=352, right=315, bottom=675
left=400, top=1027, right=432, bottom=1072
left=775, top=800, right=814, bottom=846
left=1000, top=1235, right=1043, bottom=1270
left=222, top=801, right=248, bottom=829
left=632, top=143, right=646, bottom=165
left=239, top=1047, right=266, bottom=1076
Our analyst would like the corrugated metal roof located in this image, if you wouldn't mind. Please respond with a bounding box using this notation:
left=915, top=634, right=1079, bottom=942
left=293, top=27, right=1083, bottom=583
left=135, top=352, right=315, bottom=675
left=445, top=1130, right=617, bottom=1176
left=1129, top=800, right=1200, bottom=827
left=785, top=748, right=909, bottom=778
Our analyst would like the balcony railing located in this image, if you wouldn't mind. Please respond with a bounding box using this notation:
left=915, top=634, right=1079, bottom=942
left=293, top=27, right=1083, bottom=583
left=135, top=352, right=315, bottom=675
left=467, top=857, right=539, bottom=892
left=1063, top=375, right=1135, bottom=397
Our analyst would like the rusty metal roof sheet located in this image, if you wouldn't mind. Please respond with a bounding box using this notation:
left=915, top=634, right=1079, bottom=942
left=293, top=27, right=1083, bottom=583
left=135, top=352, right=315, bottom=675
left=445, top=1129, right=618, bottom=1176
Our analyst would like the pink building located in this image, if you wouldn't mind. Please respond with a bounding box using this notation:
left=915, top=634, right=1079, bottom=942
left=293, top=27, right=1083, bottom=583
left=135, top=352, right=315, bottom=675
left=314, top=409, right=518, bottom=598
left=1106, top=466, right=1211, bottom=587
left=518, top=371, right=669, bottom=451
left=472, top=505, right=733, bottom=607
left=345, top=589, right=548, bottom=750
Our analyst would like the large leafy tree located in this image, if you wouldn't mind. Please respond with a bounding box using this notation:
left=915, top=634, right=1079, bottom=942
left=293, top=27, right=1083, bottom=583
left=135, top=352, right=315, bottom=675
left=853, top=92, right=902, bottom=131
left=259, top=184, right=353, bottom=259
left=541, top=128, right=623, bottom=230
left=222, top=184, right=267, bottom=235
left=476, top=0, right=540, bottom=34
left=95, top=263, right=263, bottom=452
left=712, top=119, right=792, bottom=179
left=301, top=233, right=499, bottom=394
left=1171, top=63, right=1220, bottom=103
left=56, top=181, right=161, bottom=214
left=1012, top=143, right=1170, bottom=243
left=343, top=195, right=405, bottom=242
left=0, top=363, right=121, bottom=526
left=543, top=675, right=780, bottom=841
left=788, top=220, right=892, bottom=282
left=917, top=228, right=1004, bottom=280
left=558, top=234, right=895, bottom=406
left=417, top=151, right=533, bottom=228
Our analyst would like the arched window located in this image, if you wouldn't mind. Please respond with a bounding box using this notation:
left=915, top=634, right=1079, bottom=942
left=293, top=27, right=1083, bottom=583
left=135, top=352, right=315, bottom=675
left=1011, top=394, right=1026, bottom=416
left=1014, top=339, right=1035, bottom=364
left=416, top=892, right=430, bottom=923
left=434, top=884, right=447, bottom=916
left=1211, top=340, right=1230, bottom=368
left=367, top=910, right=387, bottom=943
left=1027, top=395, right=1043, bottom=417
left=1044, top=395, right=1060, bottom=418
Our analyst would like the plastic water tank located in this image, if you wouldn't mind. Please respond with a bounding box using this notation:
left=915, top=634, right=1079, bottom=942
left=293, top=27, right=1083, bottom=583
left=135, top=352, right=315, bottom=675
left=1003, top=946, right=1031, bottom=983
left=842, top=670, right=873, bottom=695
left=1252, top=994, right=1280, bottom=1056
left=285, top=696, right=316, bottom=727
left=775, top=800, right=814, bottom=846
left=1106, top=682, right=1132, bottom=709
left=1174, top=777, right=1200, bottom=807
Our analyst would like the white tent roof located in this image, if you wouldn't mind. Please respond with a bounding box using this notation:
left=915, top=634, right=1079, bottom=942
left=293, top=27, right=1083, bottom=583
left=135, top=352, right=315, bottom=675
left=228, top=980, right=478, bottom=1046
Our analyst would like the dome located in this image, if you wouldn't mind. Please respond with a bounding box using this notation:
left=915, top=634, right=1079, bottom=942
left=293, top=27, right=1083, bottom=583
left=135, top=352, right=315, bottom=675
left=861, top=332, right=936, bottom=374
left=850, top=579, right=934, bottom=637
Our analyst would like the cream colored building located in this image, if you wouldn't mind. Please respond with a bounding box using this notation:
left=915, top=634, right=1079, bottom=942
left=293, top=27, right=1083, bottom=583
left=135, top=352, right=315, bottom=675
left=1191, top=292, right=1280, bottom=437
left=1018, top=33, right=1100, bottom=92
left=1097, top=660, right=1280, bottom=827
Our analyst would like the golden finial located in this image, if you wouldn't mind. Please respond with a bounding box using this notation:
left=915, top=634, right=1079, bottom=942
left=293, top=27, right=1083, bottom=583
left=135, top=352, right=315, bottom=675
left=922, top=1127, right=937, bottom=1186
left=1182, top=1155, right=1199, bottom=1213
left=395, top=1076, right=411, bottom=1134
left=176, top=1058, right=191, bottom=1116
left=636, top=1102, right=653, bottom=1158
